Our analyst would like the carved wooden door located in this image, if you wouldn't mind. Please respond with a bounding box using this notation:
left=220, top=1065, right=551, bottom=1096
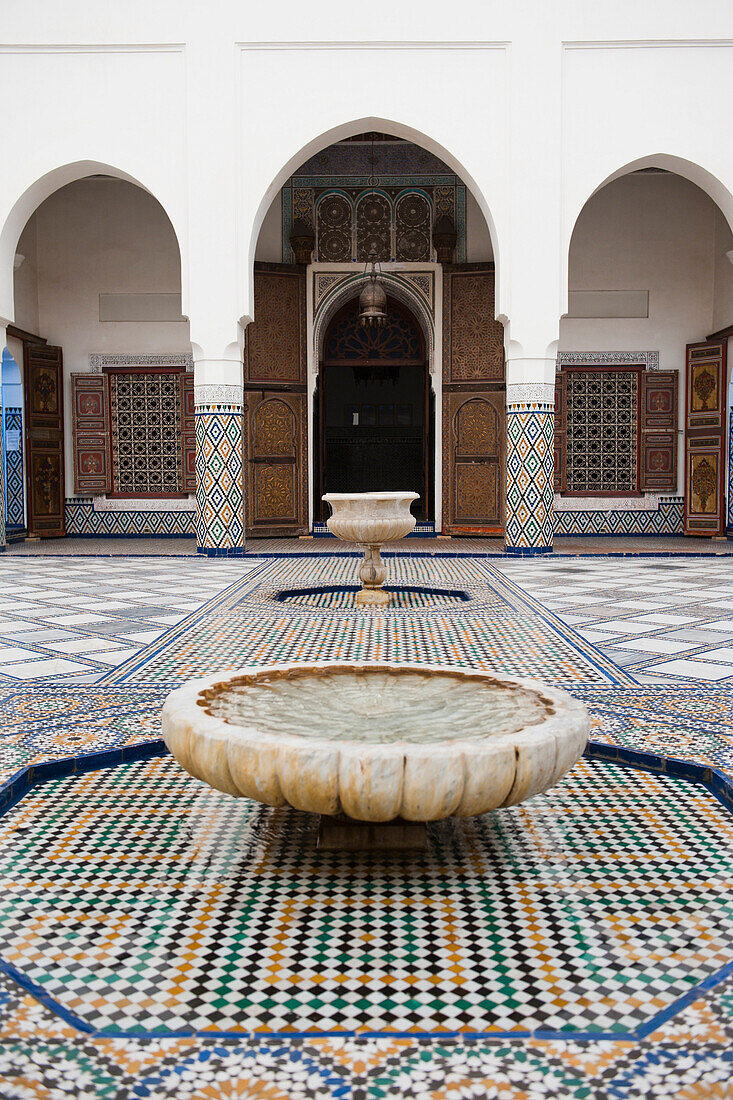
left=445, top=392, right=504, bottom=531
left=684, top=340, right=727, bottom=536
left=442, top=265, right=505, bottom=534
left=23, top=343, right=65, bottom=537
left=244, top=264, right=308, bottom=536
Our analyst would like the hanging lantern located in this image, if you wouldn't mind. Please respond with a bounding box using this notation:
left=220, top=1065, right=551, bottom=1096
left=358, top=259, right=388, bottom=327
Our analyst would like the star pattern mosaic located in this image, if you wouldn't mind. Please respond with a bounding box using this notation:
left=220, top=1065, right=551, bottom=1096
left=106, top=556, right=619, bottom=686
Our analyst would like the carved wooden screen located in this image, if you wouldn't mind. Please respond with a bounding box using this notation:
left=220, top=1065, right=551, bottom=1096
left=442, top=265, right=505, bottom=533
left=23, top=343, right=65, bottom=537
left=244, top=264, right=308, bottom=536
left=640, top=371, right=678, bottom=493
left=684, top=340, right=727, bottom=536
left=71, top=373, right=111, bottom=494
left=181, top=372, right=196, bottom=492
left=553, top=371, right=567, bottom=492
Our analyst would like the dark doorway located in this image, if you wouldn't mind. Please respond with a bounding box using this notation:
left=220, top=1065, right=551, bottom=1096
left=317, top=298, right=432, bottom=522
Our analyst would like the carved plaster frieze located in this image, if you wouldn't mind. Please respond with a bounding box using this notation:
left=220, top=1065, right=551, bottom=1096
left=89, top=353, right=193, bottom=373
left=92, top=495, right=196, bottom=513
left=506, top=382, right=555, bottom=407
left=194, top=384, right=244, bottom=407
left=557, top=351, right=659, bottom=371
left=553, top=493, right=660, bottom=513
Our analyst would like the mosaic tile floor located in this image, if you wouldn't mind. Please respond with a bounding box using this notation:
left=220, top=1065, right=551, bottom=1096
left=2, top=755, right=732, bottom=1040
left=0, top=558, right=263, bottom=685
left=497, top=557, right=733, bottom=685
left=1, top=553, right=733, bottom=1097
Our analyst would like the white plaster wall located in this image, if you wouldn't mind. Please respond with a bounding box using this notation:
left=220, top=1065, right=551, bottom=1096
left=712, top=210, right=733, bottom=334
left=13, top=217, right=40, bottom=336
left=0, top=0, right=731, bottom=382
left=465, top=190, right=493, bottom=263
left=562, top=174, right=717, bottom=370
left=16, top=178, right=190, bottom=495
left=255, top=194, right=283, bottom=264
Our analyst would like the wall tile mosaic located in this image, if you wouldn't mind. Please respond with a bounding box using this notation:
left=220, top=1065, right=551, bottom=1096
left=195, top=406, right=245, bottom=555
left=553, top=497, right=684, bottom=537
left=505, top=406, right=555, bottom=553
left=65, top=497, right=195, bottom=538
left=3, top=408, right=23, bottom=529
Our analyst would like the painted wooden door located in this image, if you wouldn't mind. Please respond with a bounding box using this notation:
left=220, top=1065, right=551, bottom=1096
left=23, top=343, right=65, bottom=537
left=684, top=340, right=727, bottom=536
left=442, top=265, right=505, bottom=533
left=244, top=264, right=308, bottom=536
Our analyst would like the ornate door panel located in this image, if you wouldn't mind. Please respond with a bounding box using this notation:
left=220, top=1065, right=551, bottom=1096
left=442, top=265, right=505, bottom=533
left=244, top=264, right=307, bottom=536
left=684, top=340, right=727, bottom=536
left=24, top=343, right=65, bottom=537
left=444, top=392, right=504, bottom=533
left=245, top=392, right=307, bottom=535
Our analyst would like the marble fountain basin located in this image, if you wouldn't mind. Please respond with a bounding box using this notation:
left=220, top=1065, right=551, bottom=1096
left=162, top=663, right=590, bottom=822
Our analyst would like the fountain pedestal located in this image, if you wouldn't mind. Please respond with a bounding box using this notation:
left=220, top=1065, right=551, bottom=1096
left=322, top=491, right=419, bottom=607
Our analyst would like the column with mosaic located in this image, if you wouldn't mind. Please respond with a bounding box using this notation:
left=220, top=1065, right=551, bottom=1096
left=504, top=384, right=555, bottom=555
left=194, top=385, right=245, bottom=556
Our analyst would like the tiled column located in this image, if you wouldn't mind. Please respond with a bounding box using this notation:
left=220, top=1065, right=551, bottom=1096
left=0, top=405, right=5, bottom=552
left=504, top=382, right=555, bottom=555
left=194, top=384, right=245, bottom=556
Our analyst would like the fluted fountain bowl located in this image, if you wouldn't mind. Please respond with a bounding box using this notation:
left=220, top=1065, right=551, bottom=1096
left=323, top=491, right=418, bottom=544
left=323, top=491, right=419, bottom=606
left=162, top=662, right=590, bottom=822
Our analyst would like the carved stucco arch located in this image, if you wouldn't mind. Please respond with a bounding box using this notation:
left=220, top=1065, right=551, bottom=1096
left=313, top=270, right=436, bottom=378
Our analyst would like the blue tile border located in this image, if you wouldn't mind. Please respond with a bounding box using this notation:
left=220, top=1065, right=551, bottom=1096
left=273, top=584, right=472, bottom=603
left=503, top=546, right=554, bottom=556
left=0, top=729, right=732, bottom=1042
left=197, top=545, right=247, bottom=557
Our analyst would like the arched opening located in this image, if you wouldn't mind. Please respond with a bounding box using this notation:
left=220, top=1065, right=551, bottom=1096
left=3, top=172, right=192, bottom=540
left=316, top=297, right=432, bottom=521
left=247, top=128, right=503, bottom=538
left=556, top=163, right=733, bottom=540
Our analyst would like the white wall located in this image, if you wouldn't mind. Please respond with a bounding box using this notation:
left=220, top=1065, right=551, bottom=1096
left=0, top=0, right=731, bottom=382
left=255, top=194, right=283, bottom=263
left=562, top=174, right=717, bottom=371
left=712, top=209, right=733, bottom=335
left=562, top=172, right=723, bottom=497
left=13, top=216, right=40, bottom=335
left=14, top=177, right=190, bottom=495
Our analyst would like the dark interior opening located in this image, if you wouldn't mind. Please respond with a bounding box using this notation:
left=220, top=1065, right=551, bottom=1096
left=316, top=297, right=432, bottom=522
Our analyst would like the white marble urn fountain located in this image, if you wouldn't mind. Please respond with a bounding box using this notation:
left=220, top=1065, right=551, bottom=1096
left=322, top=491, right=419, bottom=607
left=162, top=662, right=590, bottom=823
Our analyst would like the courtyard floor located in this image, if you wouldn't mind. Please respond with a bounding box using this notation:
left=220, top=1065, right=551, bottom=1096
left=0, top=545, right=731, bottom=1098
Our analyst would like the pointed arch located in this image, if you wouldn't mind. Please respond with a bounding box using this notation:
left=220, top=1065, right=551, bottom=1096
left=244, top=117, right=501, bottom=325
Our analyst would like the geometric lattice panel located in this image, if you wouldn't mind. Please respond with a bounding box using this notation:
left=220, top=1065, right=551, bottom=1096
left=110, top=373, right=182, bottom=495
left=566, top=370, right=638, bottom=493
